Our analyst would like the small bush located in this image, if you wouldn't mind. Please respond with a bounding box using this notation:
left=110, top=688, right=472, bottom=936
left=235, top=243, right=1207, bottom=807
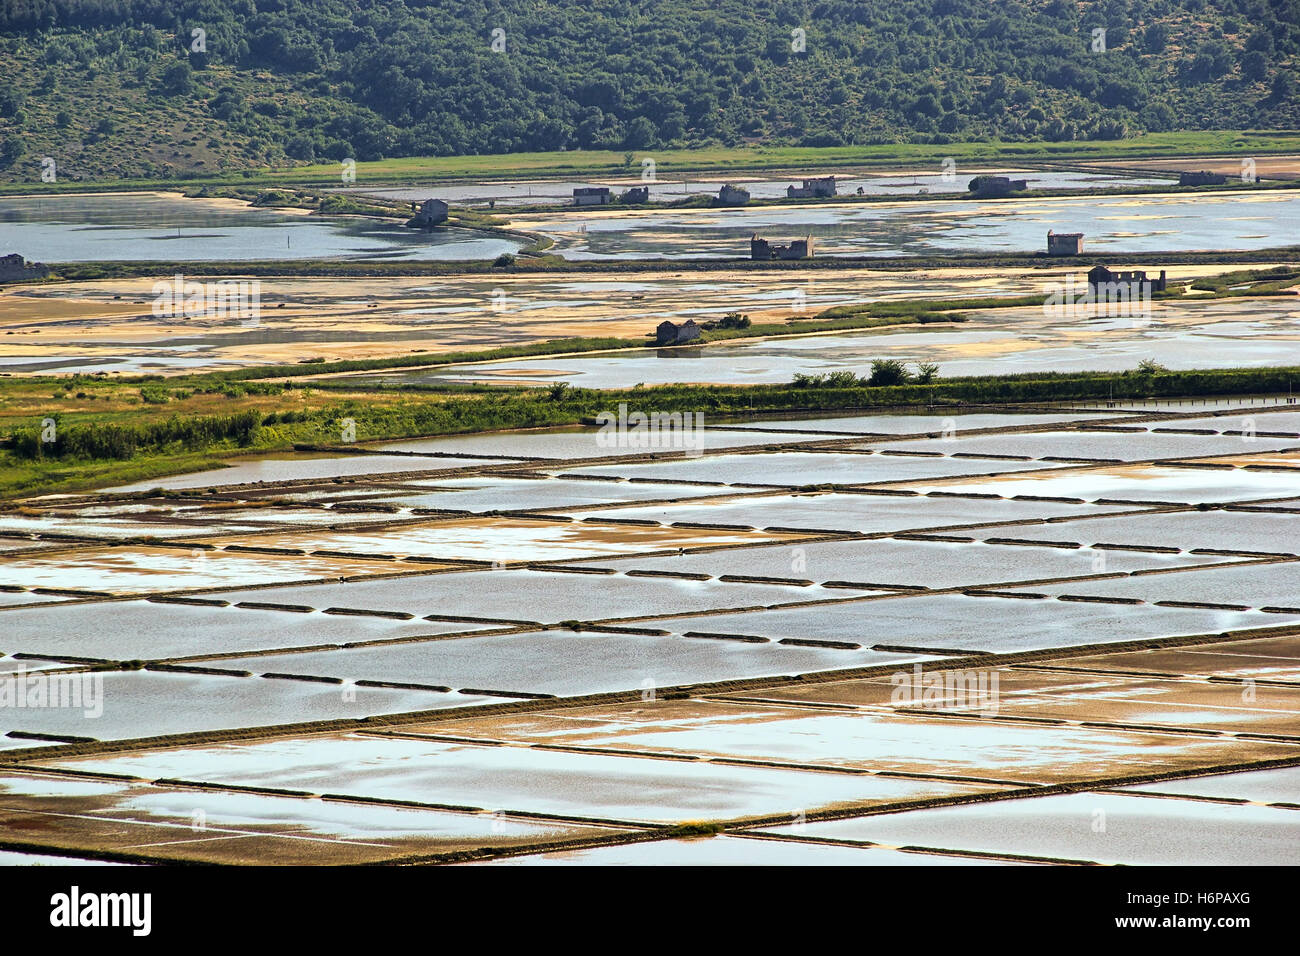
left=914, top=362, right=941, bottom=383
left=867, top=359, right=911, bottom=387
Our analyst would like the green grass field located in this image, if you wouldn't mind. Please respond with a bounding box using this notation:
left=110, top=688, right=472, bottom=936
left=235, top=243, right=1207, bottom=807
left=4, top=131, right=1298, bottom=195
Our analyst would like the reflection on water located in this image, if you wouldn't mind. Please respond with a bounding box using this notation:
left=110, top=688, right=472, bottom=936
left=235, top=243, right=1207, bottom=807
left=518, top=190, right=1296, bottom=259
left=0, top=192, right=520, bottom=262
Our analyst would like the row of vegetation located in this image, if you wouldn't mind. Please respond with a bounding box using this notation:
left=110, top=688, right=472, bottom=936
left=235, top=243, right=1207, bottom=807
left=3, top=361, right=1299, bottom=497
left=29, top=247, right=1300, bottom=287
left=793, top=361, right=942, bottom=388
left=10, top=408, right=261, bottom=460
left=1188, top=265, right=1300, bottom=294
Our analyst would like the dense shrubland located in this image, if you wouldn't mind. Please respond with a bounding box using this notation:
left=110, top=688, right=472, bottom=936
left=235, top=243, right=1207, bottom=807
left=1, top=0, right=1297, bottom=179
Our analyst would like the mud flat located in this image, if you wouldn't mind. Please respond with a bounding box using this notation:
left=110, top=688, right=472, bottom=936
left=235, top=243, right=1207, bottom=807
left=4, top=262, right=1286, bottom=376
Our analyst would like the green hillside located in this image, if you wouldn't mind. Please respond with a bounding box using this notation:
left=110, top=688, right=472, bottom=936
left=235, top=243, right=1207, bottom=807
left=0, top=0, right=1297, bottom=183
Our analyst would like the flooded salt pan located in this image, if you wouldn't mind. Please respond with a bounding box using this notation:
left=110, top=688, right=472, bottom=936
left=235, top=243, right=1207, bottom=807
left=45, top=733, right=992, bottom=824
left=107, top=454, right=512, bottom=492
left=0, top=671, right=486, bottom=748
left=558, top=492, right=1144, bottom=535
left=469, top=834, right=1013, bottom=866
left=570, top=536, right=1235, bottom=588
left=558, top=451, right=1064, bottom=486
left=429, top=697, right=1279, bottom=784
left=896, top=461, right=1300, bottom=504
left=757, top=791, right=1300, bottom=865
left=206, top=566, right=826, bottom=625
left=205, top=629, right=924, bottom=698
left=651, top=592, right=1295, bottom=654
left=0, top=599, right=497, bottom=662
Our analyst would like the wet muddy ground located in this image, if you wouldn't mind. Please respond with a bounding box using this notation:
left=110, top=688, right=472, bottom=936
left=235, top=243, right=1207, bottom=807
left=3, top=262, right=1288, bottom=377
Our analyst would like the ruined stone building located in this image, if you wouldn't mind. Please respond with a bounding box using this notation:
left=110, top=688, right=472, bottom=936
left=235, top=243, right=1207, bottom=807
left=1088, top=265, right=1167, bottom=293
left=0, top=253, right=50, bottom=282
left=405, top=198, right=448, bottom=229
left=1047, top=231, right=1085, bottom=256
left=968, top=175, right=1028, bottom=197
left=573, top=187, right=612, bottom=206
left=717, top=183, right=751, bottom=205
left=655, top=319, right=701, bottom=345
left=786, top=177, right=836, bottom=199
left=1179, top=171, right=1227, bottom=187
left=751, top=235, right=814, bottom=260
left=620, top=186, right=650, bottom=204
